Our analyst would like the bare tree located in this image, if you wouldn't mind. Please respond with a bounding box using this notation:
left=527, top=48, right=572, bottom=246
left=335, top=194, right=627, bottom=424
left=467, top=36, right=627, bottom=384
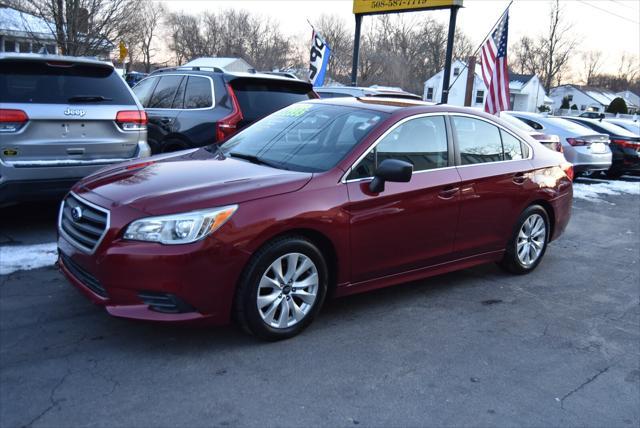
left=8, top=0, right=139, bottom=57
left=512, top=0, right=577, bottom=90
left=581, top=50, right=603, bottom=85
left=314, top=14, right=353, bottom=84
left=138, top=1, right=165, bottom=72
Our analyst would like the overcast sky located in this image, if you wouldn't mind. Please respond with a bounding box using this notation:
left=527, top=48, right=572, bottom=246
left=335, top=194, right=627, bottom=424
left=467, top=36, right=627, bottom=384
left=158, top=0, right=639, bottom=77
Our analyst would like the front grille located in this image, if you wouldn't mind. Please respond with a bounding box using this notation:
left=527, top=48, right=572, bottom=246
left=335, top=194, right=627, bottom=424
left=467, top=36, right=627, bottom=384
left=60, top=253, right=107, bottom=297
left=59, top=193, right=109, bottom=253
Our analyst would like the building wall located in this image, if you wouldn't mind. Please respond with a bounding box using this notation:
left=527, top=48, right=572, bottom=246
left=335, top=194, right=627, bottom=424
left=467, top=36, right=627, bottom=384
left=549, top=86, right=605, bottom=113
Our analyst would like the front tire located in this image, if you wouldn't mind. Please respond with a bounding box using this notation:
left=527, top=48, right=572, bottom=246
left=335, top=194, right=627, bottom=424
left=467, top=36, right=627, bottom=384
left=499, top=205, right=550, bottom=274
left=234, top=236, right=328, bottom=341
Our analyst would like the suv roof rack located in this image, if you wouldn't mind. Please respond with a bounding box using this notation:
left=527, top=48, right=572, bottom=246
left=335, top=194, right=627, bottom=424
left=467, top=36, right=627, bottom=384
left=151, top=65, right=225, bottom=74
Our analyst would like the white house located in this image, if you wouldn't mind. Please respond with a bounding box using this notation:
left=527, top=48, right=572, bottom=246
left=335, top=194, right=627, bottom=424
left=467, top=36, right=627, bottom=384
left=0, top=6, right=57, bottom=54
left=422, top=59, right=551, bottom=112
left=548, top=85, right=639, bottom=114
left=616, top=90, right=640, bottom=113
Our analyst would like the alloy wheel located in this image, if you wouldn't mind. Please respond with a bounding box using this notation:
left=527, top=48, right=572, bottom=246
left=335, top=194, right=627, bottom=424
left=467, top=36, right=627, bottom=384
left=257, top=252, right=319, bottom=329
left=516, top=213, right=546, bottom=266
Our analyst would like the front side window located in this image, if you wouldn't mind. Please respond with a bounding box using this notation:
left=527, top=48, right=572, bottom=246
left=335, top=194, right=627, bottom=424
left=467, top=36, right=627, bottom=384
left=219, top=104, right=386, bottom=173
left=347, top=116, right=448, bottom=180
left=452, top=116, right=503, bottom=165
left=147, top=75, right=183, bottom=109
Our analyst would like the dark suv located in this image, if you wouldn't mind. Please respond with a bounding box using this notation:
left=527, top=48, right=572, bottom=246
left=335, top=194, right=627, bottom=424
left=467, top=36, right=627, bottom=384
left=132, top=68, right=317, bottom=154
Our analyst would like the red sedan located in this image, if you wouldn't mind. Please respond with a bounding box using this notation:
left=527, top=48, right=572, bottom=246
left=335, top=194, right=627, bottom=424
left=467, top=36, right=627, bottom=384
left=58, top=98, right=573, bottom=340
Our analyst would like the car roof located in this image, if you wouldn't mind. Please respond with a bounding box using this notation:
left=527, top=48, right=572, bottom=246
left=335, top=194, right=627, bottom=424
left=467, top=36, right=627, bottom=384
left=150, top=66, right=309, bottom=84
left=316, top=86, right=420, bottom=97
left=0, top=52, right=113, bottom=68
left=303, top=97, right=510, bottom=120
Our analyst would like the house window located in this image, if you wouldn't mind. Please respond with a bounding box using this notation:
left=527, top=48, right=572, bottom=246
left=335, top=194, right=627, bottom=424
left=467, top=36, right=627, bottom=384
left=4, top=39, right=16, bottom=52
left=426, top=87, right=434, bottom=101
left=475, top=90, right=484, bottom=104
left=19, top=41, right=30, bottom=52
left=453, top=67, right=460, bottom=76
left=581, top=105, right=586, bottom=110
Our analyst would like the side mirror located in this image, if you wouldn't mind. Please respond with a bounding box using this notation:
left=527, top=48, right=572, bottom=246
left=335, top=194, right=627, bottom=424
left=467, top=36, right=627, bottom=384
left=369, top=159, right=413, bottom=193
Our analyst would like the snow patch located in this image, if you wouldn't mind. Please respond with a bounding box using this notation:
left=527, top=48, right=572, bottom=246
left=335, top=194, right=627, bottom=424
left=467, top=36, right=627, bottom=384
left=0, top=242, right=58, bottom=275
left=573, top=180, right=640, bottom=203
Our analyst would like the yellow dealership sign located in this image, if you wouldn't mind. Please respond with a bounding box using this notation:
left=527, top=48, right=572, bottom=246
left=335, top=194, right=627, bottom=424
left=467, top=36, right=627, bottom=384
left=353, top=0, right=462, bottom=15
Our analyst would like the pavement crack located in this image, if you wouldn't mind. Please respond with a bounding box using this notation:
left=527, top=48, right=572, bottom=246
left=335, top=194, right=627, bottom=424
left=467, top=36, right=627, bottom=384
left=24, top=368, right=71, bottom=427
left=558, top=366, right=611, bottom=409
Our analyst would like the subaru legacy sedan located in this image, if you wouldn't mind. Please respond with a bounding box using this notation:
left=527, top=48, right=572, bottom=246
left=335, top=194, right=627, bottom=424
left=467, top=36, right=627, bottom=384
left=58, top=98, right=573, bottom=340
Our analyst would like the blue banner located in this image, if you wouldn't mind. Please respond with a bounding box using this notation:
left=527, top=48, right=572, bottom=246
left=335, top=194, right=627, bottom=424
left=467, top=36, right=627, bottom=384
left=309, top=30, right=331, bottom=87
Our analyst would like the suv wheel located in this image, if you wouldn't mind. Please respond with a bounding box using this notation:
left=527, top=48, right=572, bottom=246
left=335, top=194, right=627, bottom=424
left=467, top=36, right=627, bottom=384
left=234, top=236, right=328, bottom=340
left=499, top=205, right=550, bottom=274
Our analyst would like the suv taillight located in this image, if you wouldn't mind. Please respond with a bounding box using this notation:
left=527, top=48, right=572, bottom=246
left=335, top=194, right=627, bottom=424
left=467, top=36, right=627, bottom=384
left=116, top=110, right=147, bottom=131
left=0, top=109, right=28, bottom=132
left=216, top=84, right=243, bottom=142
left=561, top=162, right=574, bottom=181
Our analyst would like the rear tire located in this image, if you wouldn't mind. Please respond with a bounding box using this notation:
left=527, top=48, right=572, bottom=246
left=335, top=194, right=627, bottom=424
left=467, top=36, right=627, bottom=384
left=161, top=139, right=189, bottom=153
left=234, top=236, right=328, bottom=341
left=499, top=205, right=550, bottom=275
left=605, top=169, right=624, bottom=179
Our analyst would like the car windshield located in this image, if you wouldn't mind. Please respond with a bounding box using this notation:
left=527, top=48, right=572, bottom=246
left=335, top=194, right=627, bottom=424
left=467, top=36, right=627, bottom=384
left=219, top=103, right=386, bottom=172
left=547, top=117, right=596, bottom=134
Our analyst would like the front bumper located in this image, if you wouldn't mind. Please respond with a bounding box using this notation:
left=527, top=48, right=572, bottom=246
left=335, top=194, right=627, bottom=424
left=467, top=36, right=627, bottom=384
left=57, top=208, right=251, bottom=325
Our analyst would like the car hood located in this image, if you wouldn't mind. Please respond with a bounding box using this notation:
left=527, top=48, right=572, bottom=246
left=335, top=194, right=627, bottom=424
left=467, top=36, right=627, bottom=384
left=76, top=148, right=313, bottom=215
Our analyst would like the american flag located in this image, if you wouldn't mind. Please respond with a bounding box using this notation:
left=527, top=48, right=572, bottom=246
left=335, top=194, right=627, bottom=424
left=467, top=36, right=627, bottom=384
left=480, top=10, right=511, bottom=114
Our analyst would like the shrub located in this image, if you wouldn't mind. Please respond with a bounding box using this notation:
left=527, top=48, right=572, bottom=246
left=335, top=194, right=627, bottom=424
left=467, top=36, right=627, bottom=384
left=571, top=104, right=578, bottom=110
left=606, top=97, right=628, bottom=114
left=560, top=96, right=570, bottom=109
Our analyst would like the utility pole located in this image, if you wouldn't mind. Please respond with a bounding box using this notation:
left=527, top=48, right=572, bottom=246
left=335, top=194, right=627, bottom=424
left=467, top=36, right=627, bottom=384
left=440, top=6, right=460, bottom=104
left=463, top=56, right=476, bottom=106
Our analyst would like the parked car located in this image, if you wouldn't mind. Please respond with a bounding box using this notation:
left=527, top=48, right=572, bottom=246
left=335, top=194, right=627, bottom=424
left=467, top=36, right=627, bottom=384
left=604, top=118, right=640, bottom=134
left=0, top=53, right=150, bottom=206
left=58, top=98, right=573, bottom=340
left=580, top=111, right=613, bottom=119
left=504, top=111, right=611, bottom=175
left=132, top=67, right=317, bottom=154
left=124, top=71, right=148, bottom=87
left=315, top=86, right=422, bottom=100
left=499, top=112, right=563, bottom=153
left=563, top=117, right=640, bottom=178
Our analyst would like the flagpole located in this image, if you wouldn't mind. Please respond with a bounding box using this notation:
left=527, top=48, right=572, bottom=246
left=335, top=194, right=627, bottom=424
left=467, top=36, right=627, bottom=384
left=445, top=0, right=513, bottom=96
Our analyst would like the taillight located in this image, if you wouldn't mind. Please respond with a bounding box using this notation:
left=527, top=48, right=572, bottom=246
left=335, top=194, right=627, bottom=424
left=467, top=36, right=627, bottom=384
left=0, top=109, right=28, bottom=132
left=561, top=162, right=574, bottom=181
left=215, top=84, right=243, bottom=142
left=125, top=161, right=155, bottom=170
left=610, top=138, right=639, bottom=149
left=554, top=142, right=564, bottom=153
left=566, top=137, right=588, bottom=146
left=116, top=110, right=147, bottom=131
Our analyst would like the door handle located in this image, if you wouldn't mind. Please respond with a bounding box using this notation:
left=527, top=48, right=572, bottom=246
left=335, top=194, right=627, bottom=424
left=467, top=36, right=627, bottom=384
left=512, top=172, right=526, bottom=185
left=159, top=117, right=172, bottom=124
left=438, top=186, right=459, bottom=199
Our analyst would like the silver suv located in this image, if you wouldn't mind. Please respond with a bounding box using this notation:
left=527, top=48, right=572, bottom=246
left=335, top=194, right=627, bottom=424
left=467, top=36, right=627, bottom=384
left=0, top=54, right=150, bottom=205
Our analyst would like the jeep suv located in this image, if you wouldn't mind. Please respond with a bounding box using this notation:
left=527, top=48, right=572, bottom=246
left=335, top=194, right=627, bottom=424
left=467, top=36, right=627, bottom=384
left=0, top=54, right=150, bottom=205
left=131, top=67, right=317, bottom=153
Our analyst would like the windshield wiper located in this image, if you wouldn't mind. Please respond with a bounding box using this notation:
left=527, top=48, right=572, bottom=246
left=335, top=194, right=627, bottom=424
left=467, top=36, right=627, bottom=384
left=68, top=95, right=112, bottom=103
left=228, top=152, right=279, bottom=168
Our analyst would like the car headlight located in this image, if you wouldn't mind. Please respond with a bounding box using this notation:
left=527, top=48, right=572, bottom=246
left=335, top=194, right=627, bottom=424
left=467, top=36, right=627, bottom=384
left=123, top=205, right=237, bottom=244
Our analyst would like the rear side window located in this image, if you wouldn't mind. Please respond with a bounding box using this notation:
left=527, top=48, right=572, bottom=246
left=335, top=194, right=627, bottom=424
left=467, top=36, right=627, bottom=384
left=500, top=130, right=524, bottom=160
left=184, top=76, right=213, bottom=109
left=452, top=116, right=503, bottom=165
left=0, top=60, right=134, bottom=105
left=132, top=77, right=158, bottom=107
left=147, top=75, right=183, bottom=109
left=230, top=79, right=315, bottom=122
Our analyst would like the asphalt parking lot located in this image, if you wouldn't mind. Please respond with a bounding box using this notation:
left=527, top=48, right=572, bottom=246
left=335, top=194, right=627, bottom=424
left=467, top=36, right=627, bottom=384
left=1, top=177, right=639, bottom=428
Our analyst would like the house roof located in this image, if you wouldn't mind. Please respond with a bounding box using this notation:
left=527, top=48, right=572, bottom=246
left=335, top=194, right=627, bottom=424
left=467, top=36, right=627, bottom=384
left=0, top=6, right=53, bottom=36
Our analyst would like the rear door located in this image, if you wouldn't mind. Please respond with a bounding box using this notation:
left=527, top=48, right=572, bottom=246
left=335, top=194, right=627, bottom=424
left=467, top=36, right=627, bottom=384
left=139, top=74, right=185, bottom=153
left=228, top=78, right=316, bottom=129
left=450, top=115, right=533, bottom=258
left=0, top=58, right=141, bottom=165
